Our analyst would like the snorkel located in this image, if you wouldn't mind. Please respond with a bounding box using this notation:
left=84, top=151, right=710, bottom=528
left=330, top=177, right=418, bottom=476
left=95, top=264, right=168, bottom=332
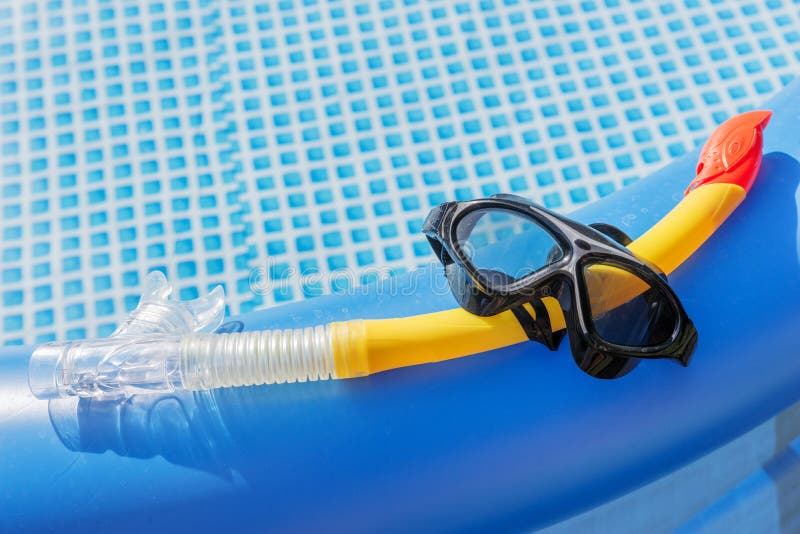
left=28, top=111, right=771, bottom=398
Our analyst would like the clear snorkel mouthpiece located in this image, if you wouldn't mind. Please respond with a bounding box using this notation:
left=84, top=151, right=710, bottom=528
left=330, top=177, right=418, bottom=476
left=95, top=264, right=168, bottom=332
left=29, top=271, right=225, bottom=399
left=28, top=272, right=343, bottom=399
left=111, top=271, right=226, bottom=336
left=29, top=336, right=186, bottom=399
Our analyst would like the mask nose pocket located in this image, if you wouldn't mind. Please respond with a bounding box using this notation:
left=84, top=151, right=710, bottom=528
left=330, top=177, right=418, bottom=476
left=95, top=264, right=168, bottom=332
left=568, top=334, right=641, bottom=379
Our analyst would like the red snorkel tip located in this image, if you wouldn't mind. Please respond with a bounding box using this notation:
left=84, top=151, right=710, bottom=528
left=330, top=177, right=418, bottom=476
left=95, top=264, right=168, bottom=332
left=684, top=110, right=772, bottom=196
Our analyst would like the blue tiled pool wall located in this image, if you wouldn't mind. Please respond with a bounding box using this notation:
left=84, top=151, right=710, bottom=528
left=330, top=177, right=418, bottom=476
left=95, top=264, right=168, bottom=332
left=1, top=0, right=799, bottom=344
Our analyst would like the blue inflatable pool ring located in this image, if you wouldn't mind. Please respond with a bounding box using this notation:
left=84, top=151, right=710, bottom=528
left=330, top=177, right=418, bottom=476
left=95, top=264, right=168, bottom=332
left=1, top=81, right=800, bottom=532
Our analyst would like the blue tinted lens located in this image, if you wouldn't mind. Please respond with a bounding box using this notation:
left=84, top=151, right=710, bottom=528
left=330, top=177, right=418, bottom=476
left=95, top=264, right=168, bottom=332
left=456, top=208, right=562, bottom=288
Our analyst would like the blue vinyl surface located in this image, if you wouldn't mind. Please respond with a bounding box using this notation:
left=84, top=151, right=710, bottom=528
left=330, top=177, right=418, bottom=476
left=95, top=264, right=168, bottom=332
left=0, top=81, right=799, bottom=532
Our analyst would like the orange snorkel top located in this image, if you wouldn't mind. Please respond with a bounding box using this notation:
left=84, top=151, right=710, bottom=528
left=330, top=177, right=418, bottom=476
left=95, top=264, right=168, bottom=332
left=686, top=110, right=772, bottom=195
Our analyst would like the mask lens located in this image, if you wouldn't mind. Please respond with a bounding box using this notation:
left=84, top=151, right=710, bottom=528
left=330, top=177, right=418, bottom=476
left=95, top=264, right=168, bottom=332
left=455, top=208, right=562, bottom=289
left=582, top=261, right=679, bottom=347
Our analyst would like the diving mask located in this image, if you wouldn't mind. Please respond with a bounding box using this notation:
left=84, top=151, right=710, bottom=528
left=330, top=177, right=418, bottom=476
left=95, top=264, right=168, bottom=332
left=423, top=194, right=698, bottom=379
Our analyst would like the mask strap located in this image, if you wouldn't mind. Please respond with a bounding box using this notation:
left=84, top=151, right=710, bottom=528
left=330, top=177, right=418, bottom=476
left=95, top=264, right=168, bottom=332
left=510, top=299, right=565, bottom=351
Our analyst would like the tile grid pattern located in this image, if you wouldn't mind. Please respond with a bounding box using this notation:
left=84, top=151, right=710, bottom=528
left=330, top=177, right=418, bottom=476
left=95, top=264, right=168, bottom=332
left=1, top=0, right=798, bottom=344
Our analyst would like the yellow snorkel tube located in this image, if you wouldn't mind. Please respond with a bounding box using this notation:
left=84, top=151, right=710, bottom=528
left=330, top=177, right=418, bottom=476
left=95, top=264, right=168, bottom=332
left=28, top=111, right=771, bottom=398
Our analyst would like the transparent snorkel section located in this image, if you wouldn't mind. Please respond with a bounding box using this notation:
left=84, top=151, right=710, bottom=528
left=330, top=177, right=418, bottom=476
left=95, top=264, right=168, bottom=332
left=111, top=270, right=226, bottom=337
left=28, top=272, right=224, bottom=399
left=28, top=272, right=341, bottom=399
left=29, top=336, right=187, bottom=399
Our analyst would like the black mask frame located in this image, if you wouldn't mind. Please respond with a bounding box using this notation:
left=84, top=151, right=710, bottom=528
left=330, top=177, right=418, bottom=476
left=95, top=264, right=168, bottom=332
left=422, top=194, right=698, bottom=379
